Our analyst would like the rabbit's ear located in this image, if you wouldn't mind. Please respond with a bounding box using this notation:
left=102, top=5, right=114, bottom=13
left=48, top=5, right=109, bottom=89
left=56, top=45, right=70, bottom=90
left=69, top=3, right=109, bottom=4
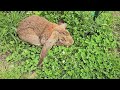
left=37, top=31, right=59, bottom=66
left=60, top=23, right=67, bottom=28
left=58, top=20, right=65, bottom=25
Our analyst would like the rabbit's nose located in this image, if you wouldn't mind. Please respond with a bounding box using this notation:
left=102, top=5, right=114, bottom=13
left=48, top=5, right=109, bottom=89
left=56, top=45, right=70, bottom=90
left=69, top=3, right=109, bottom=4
left=70, top=39, right=74, bottom=45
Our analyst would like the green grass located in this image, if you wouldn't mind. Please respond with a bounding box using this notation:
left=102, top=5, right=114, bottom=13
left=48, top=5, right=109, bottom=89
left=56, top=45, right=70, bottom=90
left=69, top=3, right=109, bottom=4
left=0, top=11, right=120, bottom=79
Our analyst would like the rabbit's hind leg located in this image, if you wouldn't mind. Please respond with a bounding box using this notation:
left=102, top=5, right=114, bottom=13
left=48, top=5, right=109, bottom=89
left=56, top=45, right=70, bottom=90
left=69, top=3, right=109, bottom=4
left=17, top=28, right=41, bottom=46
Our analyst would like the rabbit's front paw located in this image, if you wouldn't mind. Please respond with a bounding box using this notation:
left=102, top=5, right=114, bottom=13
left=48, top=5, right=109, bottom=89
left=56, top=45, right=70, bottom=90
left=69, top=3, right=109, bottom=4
left=38, top=63, right=43, bottom=67
left=37, top=60, right=43, bottom=68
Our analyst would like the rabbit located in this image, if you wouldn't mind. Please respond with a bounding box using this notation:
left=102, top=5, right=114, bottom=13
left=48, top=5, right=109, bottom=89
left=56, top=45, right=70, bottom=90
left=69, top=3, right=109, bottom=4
left=17, top=15, right=74, bottom=67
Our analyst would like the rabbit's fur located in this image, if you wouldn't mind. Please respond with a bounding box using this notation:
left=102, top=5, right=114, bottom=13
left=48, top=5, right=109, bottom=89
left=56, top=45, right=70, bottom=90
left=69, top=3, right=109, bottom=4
left=17, top=15, right=74, bottom=66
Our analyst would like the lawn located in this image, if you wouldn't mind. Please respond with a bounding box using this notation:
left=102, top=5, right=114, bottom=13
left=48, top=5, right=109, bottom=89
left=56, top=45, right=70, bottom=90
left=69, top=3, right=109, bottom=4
left=0, top=11, right=120, bottom=79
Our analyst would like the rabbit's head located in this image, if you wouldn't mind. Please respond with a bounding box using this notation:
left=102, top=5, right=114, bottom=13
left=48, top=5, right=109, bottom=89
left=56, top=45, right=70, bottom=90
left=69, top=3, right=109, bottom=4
left=38, top=22, right=74, bottom=66
left=54, top=23, right=74, bottom=47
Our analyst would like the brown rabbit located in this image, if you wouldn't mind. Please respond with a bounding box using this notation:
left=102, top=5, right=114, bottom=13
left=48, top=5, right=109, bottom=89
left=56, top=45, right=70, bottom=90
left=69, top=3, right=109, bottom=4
left=17, top=15, right=74, bottom=67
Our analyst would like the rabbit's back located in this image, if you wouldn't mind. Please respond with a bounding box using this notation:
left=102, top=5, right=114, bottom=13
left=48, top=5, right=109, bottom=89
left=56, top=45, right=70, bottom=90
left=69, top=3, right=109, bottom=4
left=17, top=15, right=50, bottom=36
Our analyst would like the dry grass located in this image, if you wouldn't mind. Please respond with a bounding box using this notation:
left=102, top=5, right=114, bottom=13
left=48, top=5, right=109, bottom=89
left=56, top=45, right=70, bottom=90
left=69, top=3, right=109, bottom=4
left=112, top=11, right=120, bottom=54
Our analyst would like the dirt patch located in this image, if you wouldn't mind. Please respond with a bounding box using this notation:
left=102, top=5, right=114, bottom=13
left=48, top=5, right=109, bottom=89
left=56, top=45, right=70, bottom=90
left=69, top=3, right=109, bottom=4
left=112, top=11, right=120, bottom=54
left=112, top=11, right=120, bottom=17
left=0, top=51, right=10, bottom=61
left=0, top=51, right=14, bottom=72
left=0, top=51, right=21, bottom=79
left=0, top=51, right=36, bottom=79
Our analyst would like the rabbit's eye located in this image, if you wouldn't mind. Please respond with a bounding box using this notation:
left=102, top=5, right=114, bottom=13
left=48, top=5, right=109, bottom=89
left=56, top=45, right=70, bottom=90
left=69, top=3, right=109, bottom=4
left=60, top=38, right=66, bottom=42
left=62, top=31, right=69, bottom=36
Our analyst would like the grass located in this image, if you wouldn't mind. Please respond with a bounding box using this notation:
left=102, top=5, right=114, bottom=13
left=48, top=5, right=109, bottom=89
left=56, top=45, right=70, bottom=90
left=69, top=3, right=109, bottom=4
left=0, top=11, right=120, bottom=79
